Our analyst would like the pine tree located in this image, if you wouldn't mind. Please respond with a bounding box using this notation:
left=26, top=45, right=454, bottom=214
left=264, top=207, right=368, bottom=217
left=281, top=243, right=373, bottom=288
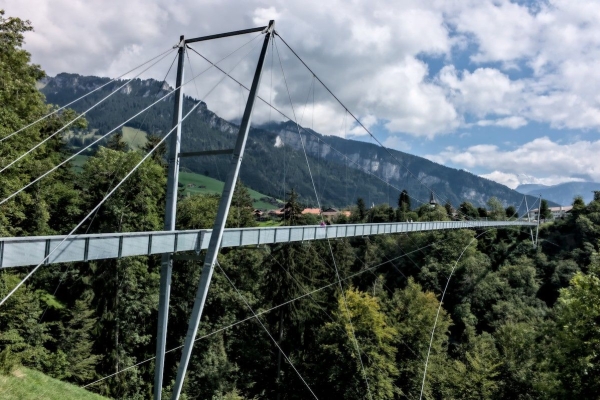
left=444, top=201, right=454, bottom=218
left=396, top=190, right=412, bottom=221
left=0, top=273, right=51, bottom=373
left=56, top=298, right=101, bottom=383
left=505, top=205, right=516, bottom=219
left=106, top=131, right=128, bottom=152
left=540, top=199, right=552, bottom=220
left=78, top=147, right=165, bottom=397
left=459, top=201, right=479, bottom=220
left=230, top=180, right=256, bottom=228
left=284, top=188, right=303, bottom=225
left=398, top=190, right=411, bottom=210
left=357, top=197, right=367, bottom=221
left=143, top=134, right=166, bottom=164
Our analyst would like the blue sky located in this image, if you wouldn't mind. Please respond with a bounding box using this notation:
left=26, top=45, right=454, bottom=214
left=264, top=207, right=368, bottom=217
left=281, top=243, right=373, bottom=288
left=3, top=0, right=600, bottom=189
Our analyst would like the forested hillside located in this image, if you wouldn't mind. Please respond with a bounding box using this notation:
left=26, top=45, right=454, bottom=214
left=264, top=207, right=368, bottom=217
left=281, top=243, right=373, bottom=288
left=38, top=72, right=546, bottom=209
left=2, top=10, right=600, bottom=400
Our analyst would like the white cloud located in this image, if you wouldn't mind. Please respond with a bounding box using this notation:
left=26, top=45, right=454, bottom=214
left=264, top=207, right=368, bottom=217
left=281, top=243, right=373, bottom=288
left=476, top=116, right=528, bottom=129
left=428, top=137, right=600, bottom=186
left=479, top=171, right=522, bottom=189
left=440, top=0, right=600, bottom=131
left=361, top=57, right=459, bottom=137
left=438, top=66, right=524, bottom=118
left=383, top=136, right=411, bottom=151
left=348, top=114, right=378, bottom=137
left=296, top=101, right=349, bottom=138
left=5, top=0, right=600, bottom=138
left=252, top=7, right=282, bottom=25
left=447, top=0, right=539, bottom=64
left=480, top=171, right=586, bottom=189
left=2, top=0, right=460, bottom=138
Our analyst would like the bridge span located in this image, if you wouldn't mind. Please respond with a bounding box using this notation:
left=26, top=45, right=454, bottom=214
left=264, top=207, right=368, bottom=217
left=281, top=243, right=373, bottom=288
left=0, top=220, right=535, bottom=269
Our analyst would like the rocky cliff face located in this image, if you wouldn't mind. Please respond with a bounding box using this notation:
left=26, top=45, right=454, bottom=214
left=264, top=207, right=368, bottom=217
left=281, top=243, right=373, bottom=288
left=265, top=121, right=545, bottom=208
left=274, top=129, right=405, bottom=181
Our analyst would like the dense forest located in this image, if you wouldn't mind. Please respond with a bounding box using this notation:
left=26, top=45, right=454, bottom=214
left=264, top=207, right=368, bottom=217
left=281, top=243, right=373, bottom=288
left=2, top=10, right=600, bottom=400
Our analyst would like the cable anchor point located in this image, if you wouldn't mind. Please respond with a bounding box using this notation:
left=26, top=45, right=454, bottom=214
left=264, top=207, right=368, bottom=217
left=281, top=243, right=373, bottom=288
left=263, top=20, right=275, bottom=34
left=173, top=37, right=185, bottom=49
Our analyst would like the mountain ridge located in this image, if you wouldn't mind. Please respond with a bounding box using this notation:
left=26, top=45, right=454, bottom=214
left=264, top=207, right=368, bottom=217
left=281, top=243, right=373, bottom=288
left=517, top=181, right=600, bottom=206
left=40, top=72, right=553, bottom=210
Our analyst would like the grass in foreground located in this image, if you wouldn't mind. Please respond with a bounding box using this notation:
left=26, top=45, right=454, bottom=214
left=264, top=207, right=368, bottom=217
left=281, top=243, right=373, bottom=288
left=0, top=367, right=107, bottom=400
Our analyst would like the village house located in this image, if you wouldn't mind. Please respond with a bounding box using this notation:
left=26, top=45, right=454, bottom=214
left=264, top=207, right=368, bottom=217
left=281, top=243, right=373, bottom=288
left=528, top=205, right=573, bottom=220
left=300, top=207, right=351, bottom=221
left=267, top=208, right=284, bottom=219
left=321, top=207, right=351, bottom=221
left=301, top=208, right=321, bottom=216
left=261, top=207, right=351, bottom=222
left=253, top=209, right=269, bottom=221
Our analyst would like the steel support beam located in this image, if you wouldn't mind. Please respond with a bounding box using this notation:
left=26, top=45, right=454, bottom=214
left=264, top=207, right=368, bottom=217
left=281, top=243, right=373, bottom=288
left=154, top=35, right=185, bottom=400
left=170, top=20, right=274, bottom=400
left=524, top=195, right=535, bottom=244
left=534, top=195, right=541, bottom=249
left=184, top=26, right=266, bottom=44
left=178, top=149, right=233, bottom=158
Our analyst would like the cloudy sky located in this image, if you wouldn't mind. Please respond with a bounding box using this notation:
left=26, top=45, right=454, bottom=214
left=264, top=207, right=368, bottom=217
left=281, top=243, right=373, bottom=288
left=3, top=0, right=600, bottom=189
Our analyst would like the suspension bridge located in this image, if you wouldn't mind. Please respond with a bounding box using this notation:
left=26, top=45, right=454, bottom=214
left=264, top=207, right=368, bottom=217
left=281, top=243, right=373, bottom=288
left=0, top=220, right=533, bottom=269
left=0, top=20, right=539, bottom=400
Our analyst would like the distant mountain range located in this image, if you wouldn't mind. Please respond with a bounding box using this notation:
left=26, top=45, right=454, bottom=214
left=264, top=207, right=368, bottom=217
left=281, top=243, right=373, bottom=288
left=40, top=73, right=551, bottom=210
left=516, top=182, right=600, bottom=206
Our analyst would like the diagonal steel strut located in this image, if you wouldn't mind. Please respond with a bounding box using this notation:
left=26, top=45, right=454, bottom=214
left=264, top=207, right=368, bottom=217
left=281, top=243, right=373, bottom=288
left=169, top=20, right=275, bottom=400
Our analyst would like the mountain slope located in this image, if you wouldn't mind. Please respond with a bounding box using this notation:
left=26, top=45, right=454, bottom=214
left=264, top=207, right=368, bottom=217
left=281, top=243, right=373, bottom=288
left=515, top=183, right=549, bottom=194
left=517, top=181, right=600, bottom=205
left=41, top=73, right=548, bottom=209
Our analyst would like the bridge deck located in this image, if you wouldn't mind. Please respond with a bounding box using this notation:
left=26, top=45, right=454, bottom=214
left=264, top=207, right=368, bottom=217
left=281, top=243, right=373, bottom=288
left=0, top=220, right=535, bottom=268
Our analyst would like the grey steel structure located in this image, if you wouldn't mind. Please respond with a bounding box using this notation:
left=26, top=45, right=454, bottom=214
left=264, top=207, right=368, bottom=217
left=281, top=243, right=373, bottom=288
left=0, top=220, right=535, bottom=269
left=154, top=34, right=186, bottom=400
left=150, top=22, right=275, bottom=400
left=171, top=21, right=275, bottom=400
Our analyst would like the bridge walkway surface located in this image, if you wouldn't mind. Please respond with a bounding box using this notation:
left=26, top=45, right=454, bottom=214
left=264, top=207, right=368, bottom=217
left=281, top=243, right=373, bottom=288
left=0, top=220, right=536, bottom=269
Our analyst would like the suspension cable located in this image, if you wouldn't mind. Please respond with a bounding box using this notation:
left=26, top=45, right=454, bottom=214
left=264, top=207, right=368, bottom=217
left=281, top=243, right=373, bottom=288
left=0, top=34, right=263, bottom=208
left=81, top=236, right=451, bottom=389
left=0, top=49, right=176, bottom=174
left=274, top=32, right=520, bottom=223
left=264, top=245, right=417, bottom=399
left=216, top=261, right=319, bottom=399
left=274, top=37, right=373, bottom=400
left=0, top=40, right=258, bottom=307
left=0, top=47, right=175, bottom=144
left=418, top=228, right=496, bottom=399
left=185, top=44, right=491, bottom=226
